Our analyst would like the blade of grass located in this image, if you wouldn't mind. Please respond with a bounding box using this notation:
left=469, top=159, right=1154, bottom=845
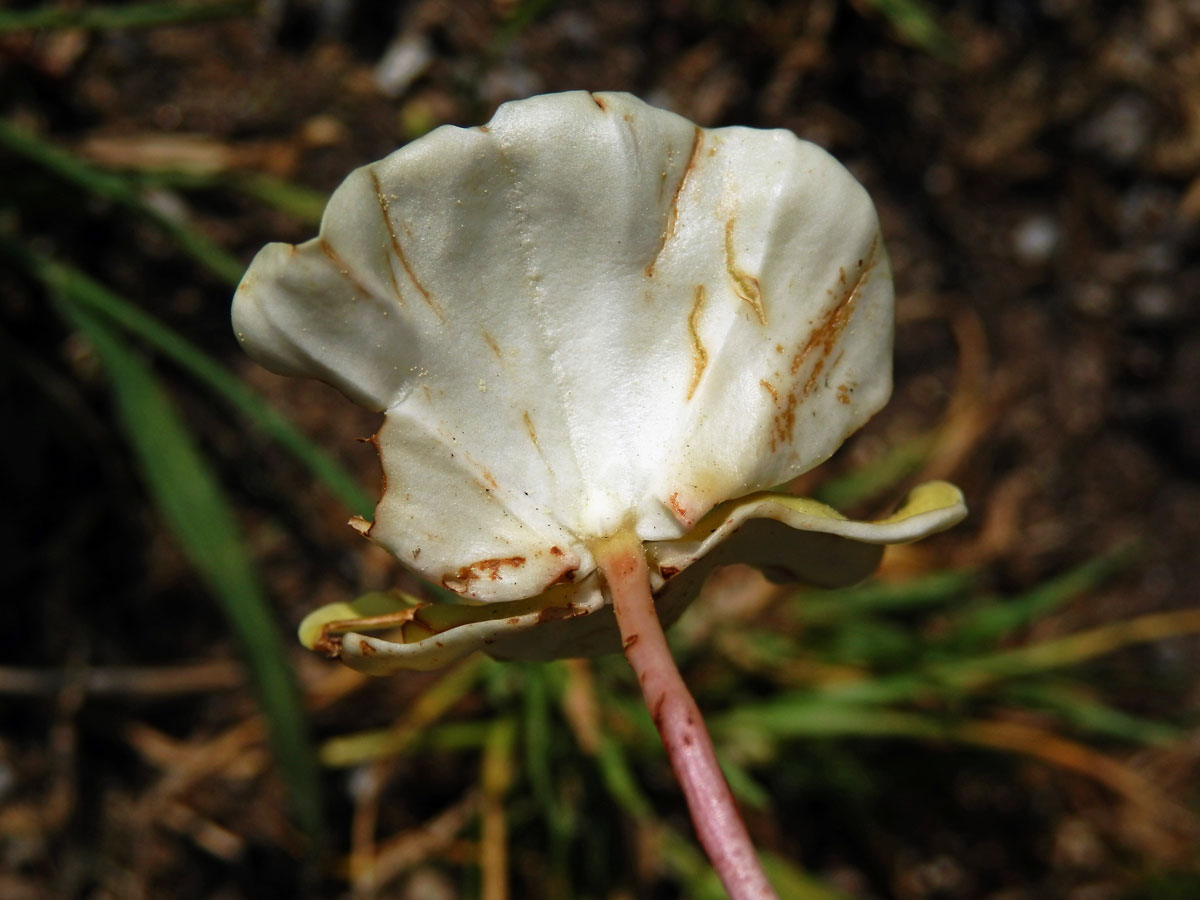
left=812, top=432, right=934, bottom=510
left=0, top=1, right=251, bottom=32
left=1001, top=683, right=1184, bottom=747
left=51, top=293, right=323, bottom=845
left=759, top=852, right=856, bottom=900
left=936, top=608, right=1200, bottom=691
left=140, top=170, right=328, bottom=227
left=10, top=244, right=372, bottom=516
left=319, top=655, right=486, bottom=767
left=861, top=0, right=957, bottom=61
left=481, top=717, right=517, bottom=900
left=0, top=118, right=244, bottom=284
left=716, top=701, right=1193, bottom=831
left=942, top=546, right=1137, bottom=649
left=593, top=733, right=655, bottom=821
left=777, top=606, right=1200, bottom=710
left=517, top=663, right=574, bottom=890
left=790, top=569, right=975, bottom=625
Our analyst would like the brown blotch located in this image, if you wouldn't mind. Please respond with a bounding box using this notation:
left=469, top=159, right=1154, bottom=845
left=482, top=331, right=503, bottom=358
left=313, top=632, right=342, bottom=658
left=724, top=219, right=766, bottom=324
left=788, top=235, right=879, bottom=393
left=646, top=126, right=703, bottom=277
left=651, top=694, right=667, bottom=728
left=507, top=617, right=521, bottom=626
left=367, top=172, right=408, bottom=307
left=367, top=170, right=445, bottom=321
left=837, top=383, right=853, bottom=404
left=773, top=237, right=880, bottom=449
left=522, top=411, right=541, bottom=452
left=591, top=93, right=607, bottom=111
left=659, top=565, right=681, bottom=580
left=538, top=604, right=579, bottom=623
left=357, top=639, right=376, bottom=656
left=770, top=391, right=798, bottom=452
left=550, top=545, right=564, bottom=557
left=443, top=556, right=527, bottom=589
left=319, top=238, right=371, bottom=298
left=667, top=492, right=687, bottom=521
left=550, top=567, right=578, bottom=585
left=759, top=379, right=779, bottom=404
left=623, top=634, right=639, bottom=650
left=686, top=284, right=708, bottom=400
left=481, top=469, right=499, bottom=490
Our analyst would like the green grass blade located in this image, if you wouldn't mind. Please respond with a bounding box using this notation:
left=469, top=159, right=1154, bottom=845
left=141, top=170, right=328, bottom=227
left=0, top=118, right=244, bottom=284
left=760, top=852, right=855, bottom=900
left=518, top=663, right=575, bottom=870
left=942, top=547, right=1136, bottom=649
left=236, top=172, right=328, bottom=226
left=862, top=0, right=957, bottom=60
left=593, top=733, right=654, bottom=821
left=812, top=432, right=934, bottom=510
left=791, top=569, right=975, bottom=625
left=17, top=247, right=372, bottom=516
left=0, top=1, right=251, bottom=33
left=51, top=294, right=324, bottom=845
left=1002, top=683, right=1184, bottom=747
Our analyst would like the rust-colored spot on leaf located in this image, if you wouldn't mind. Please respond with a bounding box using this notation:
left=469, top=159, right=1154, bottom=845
left=443, top=556, right=527, bottom=589
left=538, top=604, right=579, bottom=623
left=319, top=237, right=371, bottom=298
left=837, top=383, right=853, bottom=404
left=646, top=126, right=703, bottom=277
left=506, top=617, right=520, bottom=626
left=759, top=379, right=779, bottom=404
left=724, top=218, right=766, bottom=324
left=482, top=331, right=503, bottom=358
left=368, top=169, right=445, bottom=321
left=551, top=567, right=578, bottom=585
left=550, top=545, right=563, bottom=557
left=623, top=634, right=639, bottom=650
left=367, top=170, right=408, bottom=308
left=686, top=284, right=708, bottom=400
left=667, top=492, right=687, bottom=521
left=522, top=411, right=541, bottom=452
left=313, top=631, right=342, bottom=658
left=770, top=391, right=798, bottom=452
left=358, top=639, right=376, bottom=656
left=591, top=93, right=607, bottom=111
left=787, top=235, right=879, bottom=401
left=481, top=469, right=499, bottom=490
left=659, top=565, right=681, bottom=580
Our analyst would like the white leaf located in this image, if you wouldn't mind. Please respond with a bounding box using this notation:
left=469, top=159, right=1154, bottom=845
left=234, top=91, right=901, bottom=607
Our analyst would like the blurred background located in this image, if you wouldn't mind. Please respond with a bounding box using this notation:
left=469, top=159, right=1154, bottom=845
left=2, top=1, right=1198, bottom=898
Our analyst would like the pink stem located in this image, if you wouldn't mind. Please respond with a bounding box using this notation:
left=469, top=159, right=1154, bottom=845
left=596, top=532, right=779, bottom=900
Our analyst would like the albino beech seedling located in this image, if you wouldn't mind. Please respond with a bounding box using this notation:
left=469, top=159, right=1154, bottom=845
left=233, top=91, right=965, bottom=900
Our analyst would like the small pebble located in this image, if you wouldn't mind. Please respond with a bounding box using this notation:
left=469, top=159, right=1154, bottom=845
left=1012, top=213, right=1060, bottom=265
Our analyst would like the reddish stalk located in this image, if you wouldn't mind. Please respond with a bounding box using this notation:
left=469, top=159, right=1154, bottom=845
left=595, top=530, right=779, bottom=900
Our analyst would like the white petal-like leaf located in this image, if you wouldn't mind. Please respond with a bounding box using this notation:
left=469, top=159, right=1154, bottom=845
left=234, top=91, right=896, bottom=604
left=235, top=91, right=968, bottom=670
left=301, top=481, right=966, bottom=674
